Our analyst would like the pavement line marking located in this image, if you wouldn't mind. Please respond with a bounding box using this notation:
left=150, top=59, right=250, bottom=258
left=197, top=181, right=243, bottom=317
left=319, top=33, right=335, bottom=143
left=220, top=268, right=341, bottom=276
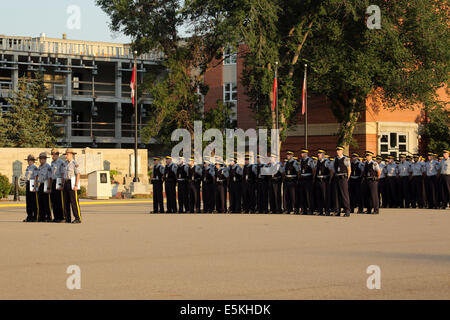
left=0, top=200, right=154, bottom=208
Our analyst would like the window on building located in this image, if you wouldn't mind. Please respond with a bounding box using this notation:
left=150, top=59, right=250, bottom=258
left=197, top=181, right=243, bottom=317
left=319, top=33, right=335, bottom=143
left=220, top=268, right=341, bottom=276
left=223, top=82, right=237, bottom=121
left=379, top=132, right=408, bottom=159
left=223, top=47, right=237, bottom=65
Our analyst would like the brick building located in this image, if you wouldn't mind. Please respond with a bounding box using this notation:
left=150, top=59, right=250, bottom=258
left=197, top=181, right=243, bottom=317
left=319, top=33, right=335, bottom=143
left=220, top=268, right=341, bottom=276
left=203, top=45, right=448, bottom=158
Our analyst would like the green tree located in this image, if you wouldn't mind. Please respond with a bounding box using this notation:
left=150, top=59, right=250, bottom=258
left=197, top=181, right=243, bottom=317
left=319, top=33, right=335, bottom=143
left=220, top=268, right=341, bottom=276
left=1, top=73, right=60, bottom=147
left=420, top=102, right=450, bottom=154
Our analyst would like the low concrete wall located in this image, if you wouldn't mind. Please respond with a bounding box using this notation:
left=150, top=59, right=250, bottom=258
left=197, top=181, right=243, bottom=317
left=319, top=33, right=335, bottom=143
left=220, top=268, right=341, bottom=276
left=0, top=147, right=149, bottom=186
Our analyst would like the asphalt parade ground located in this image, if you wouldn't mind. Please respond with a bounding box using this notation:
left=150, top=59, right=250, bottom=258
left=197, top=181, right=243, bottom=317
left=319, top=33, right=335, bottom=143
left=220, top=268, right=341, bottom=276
left=0, top=200, right=449, bottom=300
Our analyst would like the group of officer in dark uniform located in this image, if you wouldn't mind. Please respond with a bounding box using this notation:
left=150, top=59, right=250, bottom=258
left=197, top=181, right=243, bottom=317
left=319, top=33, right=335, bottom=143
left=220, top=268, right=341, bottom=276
left=150, top=145, right=450, bottom=217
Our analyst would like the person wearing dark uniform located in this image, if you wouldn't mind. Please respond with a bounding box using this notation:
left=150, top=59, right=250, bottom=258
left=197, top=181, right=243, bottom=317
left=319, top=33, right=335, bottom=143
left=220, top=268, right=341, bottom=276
left=376, top=156, right=387, bottom=208
left=214, top=161, right=228, bottom=213
left=163, top=156, right=178, bottom=213
left=268, top=156, right=283, bottom=214
left=193, top=162, right=203, bottom=212
left=398, top=154, right=413, bottom=208
left=35, top=152, right=52, bottom=222
left=384, top=156, right=398, bottom=208
left=282, top=151, right=299, bottom=214
left=202, top=159, right=215, bottom=213
left=425, top=152, right=440, bottom=209
left=176, top=158, right=189, bottom=213
left=50, top=149, right=65, bottom=222
left=23, top=155, right=38, bottom=222
left=411, top=154, right=425, bottom=208
left=185, top=158, right=198, bottom=213
left=349, top=153, right=364, bottom=214
left=228, top=158, right=243, bottom=213
left=62, top=149, right=82, bottom=223
left=439, top=150, right=450, bottom=209
left=242, top=155, right=257, bottom=213
left=333, top=146, right=351, bottom=217
left=328, top=157, right=339, bottom=214
left=298, top=149, right=316, bottom=215
left=151, top=157, right=165, bottom=213
left=256, top=155, right=269, bottom=214
left=362, top=151, right=381, bottom=214
left=314, top=149, right=331, bottom=216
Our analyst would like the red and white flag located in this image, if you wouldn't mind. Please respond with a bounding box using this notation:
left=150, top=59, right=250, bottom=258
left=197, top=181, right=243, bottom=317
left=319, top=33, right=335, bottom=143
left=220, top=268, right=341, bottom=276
left=301, top=66, right=307, bottom=115
left=130, top=64, right=136, bottom=107
left=272, top=73, right=277, bottom=111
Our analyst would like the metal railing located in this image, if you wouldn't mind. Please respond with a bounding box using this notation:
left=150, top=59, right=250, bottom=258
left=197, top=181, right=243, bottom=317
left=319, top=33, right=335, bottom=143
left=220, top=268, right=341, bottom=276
left=0, top=36, right=164, bottom=62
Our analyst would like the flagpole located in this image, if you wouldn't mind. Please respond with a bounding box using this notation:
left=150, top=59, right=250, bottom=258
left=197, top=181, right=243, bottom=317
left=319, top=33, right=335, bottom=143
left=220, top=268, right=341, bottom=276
left=304, top=64, right=308, bottom=149
left=275, top=61, right=279, bottom=132
left=134, top=51, right=138, bottom=183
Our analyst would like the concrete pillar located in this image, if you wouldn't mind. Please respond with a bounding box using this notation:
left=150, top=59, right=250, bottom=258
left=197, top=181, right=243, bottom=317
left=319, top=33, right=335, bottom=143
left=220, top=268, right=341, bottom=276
left=115, top=61, right=122, bottom=148
left=12, top=54, right=19, bottom=90
left=65, top=58, right=73, bottom=146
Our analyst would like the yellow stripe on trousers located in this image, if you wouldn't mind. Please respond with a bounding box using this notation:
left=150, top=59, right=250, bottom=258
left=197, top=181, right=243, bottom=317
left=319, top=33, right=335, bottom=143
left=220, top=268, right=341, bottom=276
left=61, top=190, right=64, bottom=216
left=75, top=190, right=81, bottom=221
left=35, top=192, right=39, bottom=220
left=48, top=193, right=52, bottom=219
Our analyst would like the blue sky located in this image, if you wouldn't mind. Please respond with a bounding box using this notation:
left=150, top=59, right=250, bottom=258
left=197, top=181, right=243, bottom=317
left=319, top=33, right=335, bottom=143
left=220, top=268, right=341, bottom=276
left=0, top=0, right=131, bottom=43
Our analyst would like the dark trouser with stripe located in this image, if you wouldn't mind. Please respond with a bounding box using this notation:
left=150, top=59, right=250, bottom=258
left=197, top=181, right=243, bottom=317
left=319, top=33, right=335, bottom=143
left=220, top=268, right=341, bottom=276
left=335, top=176, right=350, bottom=214
left=38, top=184, right=51, bottom=221
left=215, top=182, right=225, bottom=213
left=187, top=181, right=197, bottom=213
left=411, top=176, right=424, bottom=208
left=386, top=177, right=397, bottom=207
left=242, top=181, right=256, bottom=212
left=152, top=181, right=164, bottom=213
left=177, top=181, right=189, bottom=213
left=257, top=180, right=269, bottom=213
left=440, top=174, right=450, bottom=208
left=298, top=178, right=313, bottom=213
left=349, top=178, right=363, bottom=212
left=202, top=182, right=214, bottom=212
left=269, top=180, right=282, bottom=213
left=399, top=176, right=411, bottom=208
left=329, top=177, right=339, bottom=212
left=165, top=181, right=177, bottom=213
left=425, top=175, right=437, bottom=208
left=229, top=181, right=242, bottom=213
left=195, top=181, right=201, bottom=212
left=284, top=179, right=297, bottom=213
left=25, top=181, right=38, bottom=220
left=314, top=178, right=328, bottom=214
left=50, top=180, right=64, bottom=220
left=365, top=179, right=379, bottom=213
left=63, top=180, right=81, bottom=222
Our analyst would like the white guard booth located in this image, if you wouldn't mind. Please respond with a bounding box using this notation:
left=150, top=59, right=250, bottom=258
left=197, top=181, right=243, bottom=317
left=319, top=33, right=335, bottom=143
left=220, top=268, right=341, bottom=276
left=87, top=170, right=112, bottom=200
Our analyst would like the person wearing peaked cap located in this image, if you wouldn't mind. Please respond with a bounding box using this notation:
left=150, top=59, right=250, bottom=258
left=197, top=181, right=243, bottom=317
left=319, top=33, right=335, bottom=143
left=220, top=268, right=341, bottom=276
left=35, top=152, right=52, bottom=222
left=425, top=151, right=440, bottom=209
left=242, top=155, right=257, bottom=213
left=375, top=155, right=387, bottom=208
left=255, top=153, right=269, bottom=214
left=50, top=148, right=65, bottom=222
left=349, top=152, right=364, bottom=214
left=282, top=148, right=299, bottom=214
left=332, top=146, right=351, bottom=216
left=62, top=148, right=82, bottom=223
left=163, top=156, right=178, bottom=213
left=383, top=155, right=398, bottom=208
left=150, top=157, right=165, bottom=214
left=202, top=159, right=215, bottom=213
left=439, top=149, right=450, bottom=209
left=410, top=154, right=425, bottom=209
left=398, top=152, right=413, bottom=208
left=298, top=148, right=315, bottom=215
left=185, top=158, right=199, bottom=213
left=214, top=160, right=229, bottom=213
left=228, top=157, right=243, bottom=213
left=175, top=158, right=189, bottom=213
left=314, top=149, right=331, bottom=216
left=362, top=151, right=381, bottom=214
left=23, top=154, right=38, bottom=222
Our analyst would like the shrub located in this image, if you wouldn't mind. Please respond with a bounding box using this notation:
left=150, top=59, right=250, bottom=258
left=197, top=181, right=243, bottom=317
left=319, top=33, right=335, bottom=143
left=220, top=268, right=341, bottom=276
left=0, top=174, right=12, bottom=199
left=79, top=186, right=87, bottom=198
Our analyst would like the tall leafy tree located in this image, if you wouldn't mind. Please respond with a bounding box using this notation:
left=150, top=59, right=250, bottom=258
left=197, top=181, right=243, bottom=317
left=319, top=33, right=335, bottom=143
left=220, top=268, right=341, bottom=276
left=0, top=73, right=60, bottom=147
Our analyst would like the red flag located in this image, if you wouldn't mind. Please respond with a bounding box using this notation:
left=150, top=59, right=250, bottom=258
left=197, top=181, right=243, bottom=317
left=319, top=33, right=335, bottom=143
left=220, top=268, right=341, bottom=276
left=130, top=64, right=136, bottom=107
left=272, top=74, right=277, bottom=111
left=301, top=68, right=307, bottom=115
